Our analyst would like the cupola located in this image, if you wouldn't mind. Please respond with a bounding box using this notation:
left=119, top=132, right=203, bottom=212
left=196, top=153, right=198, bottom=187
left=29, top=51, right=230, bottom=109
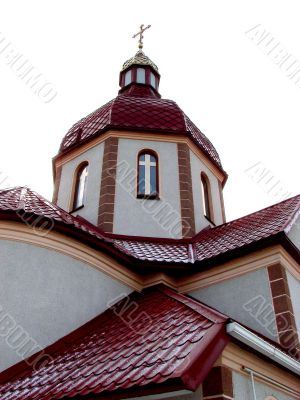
left=119, top=50, right=161, bottom=96
left=53, top=26, right=227, bottom=239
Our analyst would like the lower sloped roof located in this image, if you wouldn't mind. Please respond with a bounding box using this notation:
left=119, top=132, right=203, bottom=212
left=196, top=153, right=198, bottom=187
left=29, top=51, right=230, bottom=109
left=0, top=286, right=229, bottom=399
left=0, top=187, right=300, bottom=267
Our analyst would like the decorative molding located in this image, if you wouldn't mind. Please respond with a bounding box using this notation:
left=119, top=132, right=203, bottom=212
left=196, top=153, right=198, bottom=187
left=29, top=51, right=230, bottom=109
left=98, top=137, right=119, bottom=232
left=54, top=130, right=226, bottom=184
left=0, top=221, right=181, bottom=292
left=178, top=245, right=300, bottom=293
left=0, top=222, right=299, bottom=301
left=0, top=221, right=142, bottom=291
left=177, top=143, right=196, bottom=238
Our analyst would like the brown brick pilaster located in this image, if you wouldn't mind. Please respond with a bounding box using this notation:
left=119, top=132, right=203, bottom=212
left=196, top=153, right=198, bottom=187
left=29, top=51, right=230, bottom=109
left=177, top=143, right=195, bottom=238
left=203, top=366, right=233, bottom=400
left=98, top=137, right=119, bottom=233
left=268, top=264, right=300, bottom=360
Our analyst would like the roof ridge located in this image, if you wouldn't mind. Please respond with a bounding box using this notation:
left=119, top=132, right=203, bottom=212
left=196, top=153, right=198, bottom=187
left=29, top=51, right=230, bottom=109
left=184, top=114, right=217, bottom=151
left=283, top=196, right=300, bottom=233
left=0, top=185, right=76, bottom=224
left=108, top=96, right=118, bottom=125
left=156, top=285, right=228, bottom=323
left=0, top=185, right=25, bottom=193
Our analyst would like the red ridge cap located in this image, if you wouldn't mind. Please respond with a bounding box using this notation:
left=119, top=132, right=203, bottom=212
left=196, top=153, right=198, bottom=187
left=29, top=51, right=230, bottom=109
left=156, top=285, right=228, bottom=324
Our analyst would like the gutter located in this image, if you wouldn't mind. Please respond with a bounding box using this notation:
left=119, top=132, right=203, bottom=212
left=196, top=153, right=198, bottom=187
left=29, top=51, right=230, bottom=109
left=226, top=322, right=300, bottom=375
left=124, top=390, right=193, bottom=400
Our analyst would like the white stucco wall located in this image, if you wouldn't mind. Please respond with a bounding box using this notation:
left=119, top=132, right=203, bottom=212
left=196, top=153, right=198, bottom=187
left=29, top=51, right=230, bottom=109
left=233, top=371, right=295, bottom=400
left=113, top=139, right=182, bottom=238
left=57, top=142, right=104, bottom=224
left=189, top=268, right=278, bottom=340
left=189, top=150, right=223, bottom=232
left=287, top=272, right=300, bottom=336
left=0, top=239, right=132, bottom=372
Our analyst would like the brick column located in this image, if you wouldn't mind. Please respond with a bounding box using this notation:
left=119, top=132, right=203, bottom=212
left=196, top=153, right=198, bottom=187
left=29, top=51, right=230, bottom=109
left=177, top=143, right=195, bottom=238
left=268, top=264, right=300, bottom=360
left=203, top=366, right=234, bottom=400
left=98, top=137, right=119, bottom=233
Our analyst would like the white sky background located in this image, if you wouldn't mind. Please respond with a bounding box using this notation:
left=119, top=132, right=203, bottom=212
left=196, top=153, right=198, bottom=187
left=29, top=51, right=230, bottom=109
left=0, top=0, right=299, bottom=222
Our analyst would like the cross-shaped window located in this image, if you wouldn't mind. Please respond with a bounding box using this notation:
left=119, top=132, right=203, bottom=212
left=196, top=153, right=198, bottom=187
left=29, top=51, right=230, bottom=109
left=137, top=151, right=158, bottom=198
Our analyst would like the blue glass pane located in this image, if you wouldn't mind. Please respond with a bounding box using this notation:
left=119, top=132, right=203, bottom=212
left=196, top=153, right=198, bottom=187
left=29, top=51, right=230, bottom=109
left=74, top=165, right=88, bottom=209
left=139, top=154, right=145, bottom=162
left=125, top=70, right=132, bottom=86
left=150, top=73, right=156, bottom=88
left=137, top=68, right=146, bottom=83
left=150, top=165, right=156, bottom=194
left=150, top=155, right=156, bottom=163
left=139, top=165, right=145, bottom=194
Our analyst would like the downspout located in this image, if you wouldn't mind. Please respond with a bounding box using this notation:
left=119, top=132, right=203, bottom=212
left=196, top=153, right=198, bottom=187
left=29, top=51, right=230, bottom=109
left=249, top=370, right=257, bottom=400
left=243, top=367, right=300, bottom=398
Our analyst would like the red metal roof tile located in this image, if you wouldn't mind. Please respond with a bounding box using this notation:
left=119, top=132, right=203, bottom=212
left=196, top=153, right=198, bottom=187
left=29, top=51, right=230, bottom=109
left=0, top=187, right=108, bottom=242
left=0, top=187, right=300, bottom=267
left=192, top=194, right=300, bottom=262
left=114, top=194, right=300, bottom=263
left=113, top=239, right=190, bottom=263
left=0, top=287, right=228, bottom=399
left=58, top=88, right=224, bottom=171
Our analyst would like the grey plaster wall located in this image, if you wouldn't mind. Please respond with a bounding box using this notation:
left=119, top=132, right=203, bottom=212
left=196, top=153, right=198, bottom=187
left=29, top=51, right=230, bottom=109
left=287, top=214, right=300, bottom=250
left=57, top=142, right=104, bottom=224
left=189, top=268, right=278, bottom=340
left=113, top=139, right=182, bottom=238
left=189, top=150, right=223, bottom=232
left=287, top=272, right=300, bottom=336
left=233, top=371, right=295, bottom=400
left=0, top=239, right=132, bottom=372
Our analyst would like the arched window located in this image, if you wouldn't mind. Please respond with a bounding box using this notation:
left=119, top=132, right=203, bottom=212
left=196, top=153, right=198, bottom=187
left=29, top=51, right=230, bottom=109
left=201, top=172, right=213, bottom=221
left=72, top=162, right=88, bottom=211
left=137, top=151, right=158, bottom=198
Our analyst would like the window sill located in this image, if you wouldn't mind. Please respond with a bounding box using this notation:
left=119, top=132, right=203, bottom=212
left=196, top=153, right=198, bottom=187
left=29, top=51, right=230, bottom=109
left=137, top=194, right=160, bottom=200
left=204, top=215, right=215, bottom=226
left=70, top=205, right=84, bottom=213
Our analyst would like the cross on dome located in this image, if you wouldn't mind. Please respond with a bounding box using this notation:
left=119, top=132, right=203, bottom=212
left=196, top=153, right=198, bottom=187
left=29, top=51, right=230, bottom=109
left=132, top=24, right=151, bottom=49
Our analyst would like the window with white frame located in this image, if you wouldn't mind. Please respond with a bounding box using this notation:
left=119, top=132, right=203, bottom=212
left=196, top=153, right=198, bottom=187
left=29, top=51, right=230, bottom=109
left=137, top=151, right=158, bottom=198
left=201, top=172, right=213, bottom=221
left=72, top=162, right=88, bottom=210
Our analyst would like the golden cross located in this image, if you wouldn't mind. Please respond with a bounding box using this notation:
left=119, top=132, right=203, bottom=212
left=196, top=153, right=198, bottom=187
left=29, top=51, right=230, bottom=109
left=132, top=24, right=151, bottom=50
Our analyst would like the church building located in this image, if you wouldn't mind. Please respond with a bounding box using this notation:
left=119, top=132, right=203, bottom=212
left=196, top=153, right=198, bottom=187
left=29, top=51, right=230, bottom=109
left=0, top=27, right=299, bottom=399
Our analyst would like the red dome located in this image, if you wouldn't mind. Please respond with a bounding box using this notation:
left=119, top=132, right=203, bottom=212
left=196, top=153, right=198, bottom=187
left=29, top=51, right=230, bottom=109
left=59, top=85, right=223, bottom=171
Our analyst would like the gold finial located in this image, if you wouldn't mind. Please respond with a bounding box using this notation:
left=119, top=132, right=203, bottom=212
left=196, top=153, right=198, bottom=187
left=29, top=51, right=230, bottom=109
left=132, top=24, right=151, bottom=50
